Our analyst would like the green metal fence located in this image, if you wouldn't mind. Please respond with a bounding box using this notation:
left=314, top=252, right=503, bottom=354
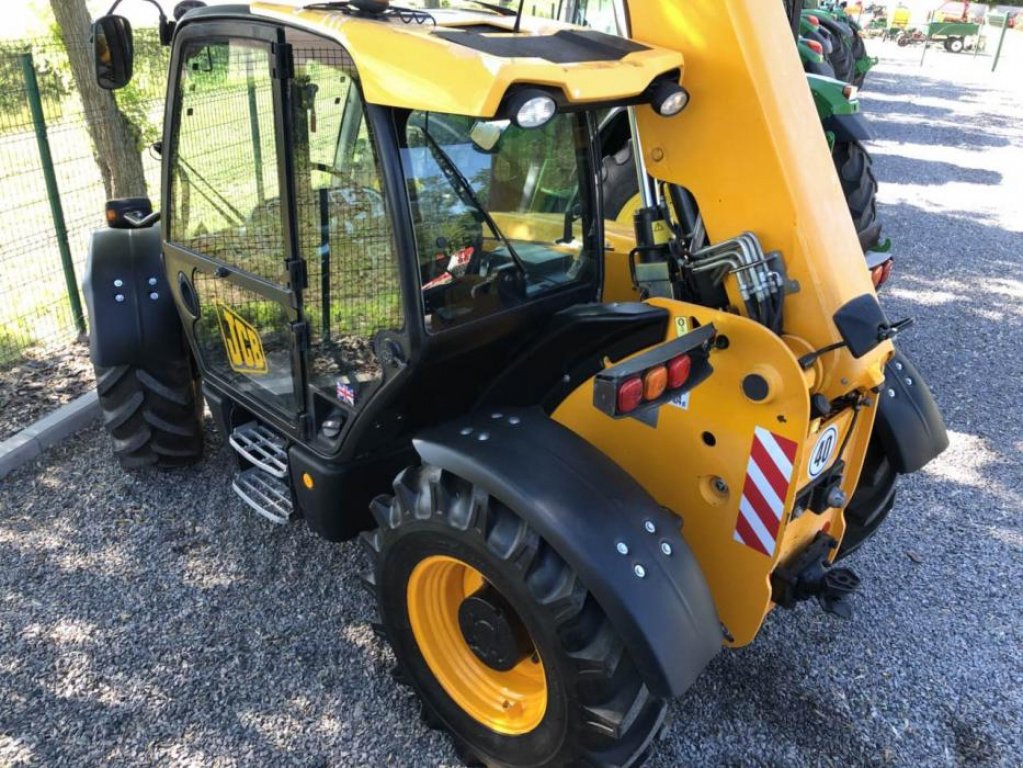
left=0, top=32, right=168, bottom=368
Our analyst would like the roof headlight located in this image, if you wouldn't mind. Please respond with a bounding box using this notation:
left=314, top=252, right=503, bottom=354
left=508, top=91, right=557, bottom=129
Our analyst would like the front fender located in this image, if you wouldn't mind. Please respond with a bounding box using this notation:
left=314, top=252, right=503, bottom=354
left=822, top=111, right=874, bottom=144
left=413, top=407, right=722, bottom=698
left=82, top=226, right=183, bottom=368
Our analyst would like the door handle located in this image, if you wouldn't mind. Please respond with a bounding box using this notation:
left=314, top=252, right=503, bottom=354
left=214, top=266, right=231, bottom=278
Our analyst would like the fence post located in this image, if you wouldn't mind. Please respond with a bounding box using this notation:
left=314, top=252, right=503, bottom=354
left=991, top=19, right=1009, bottom=72
left=19, top=51, right=86, bottom=336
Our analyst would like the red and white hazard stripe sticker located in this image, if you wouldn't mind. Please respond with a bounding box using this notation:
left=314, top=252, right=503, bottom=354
left=733, top=427, right=799, bottom=557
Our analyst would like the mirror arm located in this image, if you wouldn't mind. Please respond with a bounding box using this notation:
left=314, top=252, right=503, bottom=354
left=105, top=0, right=174, bottom=45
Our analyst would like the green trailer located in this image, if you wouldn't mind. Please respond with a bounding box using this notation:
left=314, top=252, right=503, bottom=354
left=927, top=20, right=982, bottom=52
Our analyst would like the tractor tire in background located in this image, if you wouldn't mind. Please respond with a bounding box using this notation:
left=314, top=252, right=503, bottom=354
left=832, top=137, right=883, bottom=254
left=94, top=352, right=204, bottom=470
left=600, top=141, right=640, bottom=224
left=850, top=33, right=869, bottom=87
left=819, top=18, right=855, bottom=82
left=365, top=465, right=667, bottom=768
left=600, top=139, right=883, bottom=256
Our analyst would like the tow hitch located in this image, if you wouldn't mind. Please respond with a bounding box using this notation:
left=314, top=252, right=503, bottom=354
left=772, top=533, right=861, bottom=619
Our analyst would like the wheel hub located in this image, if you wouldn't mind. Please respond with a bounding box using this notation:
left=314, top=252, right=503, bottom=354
left=458, top=584, right=532, bottom=672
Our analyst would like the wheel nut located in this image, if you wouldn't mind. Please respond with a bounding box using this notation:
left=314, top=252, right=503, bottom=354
left=634, top=564, right=646, bottom=579
left=644, top=520, right=656, bottom=534
left=616, top=541, right=629, bottom=556
left=660, top=542, right=672, bottom=556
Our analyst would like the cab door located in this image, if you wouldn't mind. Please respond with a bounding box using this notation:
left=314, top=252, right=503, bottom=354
left=163, top=23, right=306, bottom=431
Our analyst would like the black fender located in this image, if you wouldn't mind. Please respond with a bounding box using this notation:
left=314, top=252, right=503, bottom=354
left=823, top=111, right=874, bottom=144
left=413, top=407, right=722, bottom=698
left=82, top=225, right=183, bottom=368
left=875, top=348, right=948, bottom=474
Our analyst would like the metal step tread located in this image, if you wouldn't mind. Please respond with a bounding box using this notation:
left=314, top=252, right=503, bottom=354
left=232, top=467, right=293, bottom=525
left=229, top=422, right=288, bottom=478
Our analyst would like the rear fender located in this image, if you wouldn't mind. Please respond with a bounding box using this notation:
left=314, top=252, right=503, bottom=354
left=413, top=408, right=723, bottom=698
left=82, top=225, right=183, bottom=368
left=875, top=348, right=948, bottom=474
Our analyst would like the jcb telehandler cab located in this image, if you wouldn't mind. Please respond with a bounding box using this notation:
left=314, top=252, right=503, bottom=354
left=84, top=0, right=946, bottom=765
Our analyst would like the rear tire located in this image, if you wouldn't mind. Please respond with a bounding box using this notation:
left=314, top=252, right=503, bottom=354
left=832, top=137, right=883, bottom=254
left=94, top=353, right=203, bottom=470
left=836, top=438, right=897, bottom=560
left=364, top=465, right=667, bottom=768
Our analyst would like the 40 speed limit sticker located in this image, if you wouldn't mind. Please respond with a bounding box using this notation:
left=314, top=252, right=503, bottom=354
left=808, top=425, right=840, bottom=478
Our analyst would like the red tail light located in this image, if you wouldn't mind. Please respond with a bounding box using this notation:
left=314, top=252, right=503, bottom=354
left=870, top=265, right=884, bottom=287
left=617, top=377, right=644, bottom=414
left=806, top=14, right=820, bottom=26
left=806, top=39, right=824, bottom=55
left=880, top=260, right=894, bottom=286
left=667, top=355, right=692, bottom=389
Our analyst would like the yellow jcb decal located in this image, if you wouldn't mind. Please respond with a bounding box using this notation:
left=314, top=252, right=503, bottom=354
left=215, top=303, right=268, bottom=375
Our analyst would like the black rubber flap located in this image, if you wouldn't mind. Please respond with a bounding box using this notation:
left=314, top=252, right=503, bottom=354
left=431, top=28, right=649, bottom=63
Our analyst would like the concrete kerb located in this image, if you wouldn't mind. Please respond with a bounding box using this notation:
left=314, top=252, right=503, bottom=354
left=0, top=391, right=100, bottom=479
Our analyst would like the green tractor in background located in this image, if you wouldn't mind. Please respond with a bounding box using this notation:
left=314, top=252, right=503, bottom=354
left=803, top=2, right=878, bottom=88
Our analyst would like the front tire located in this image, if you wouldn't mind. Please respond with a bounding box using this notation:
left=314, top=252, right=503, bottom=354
left=832, top=137, right=883, bottom=254
left=364, top=465, right=666, bottom=768
left=94, top=352, right=203, bottom=470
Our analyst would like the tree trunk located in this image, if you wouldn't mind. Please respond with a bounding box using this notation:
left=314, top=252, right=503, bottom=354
left=48, top=0, right=148, bottom=200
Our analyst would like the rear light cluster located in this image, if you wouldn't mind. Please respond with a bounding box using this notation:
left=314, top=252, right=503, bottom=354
left=593, top=325, right=714, bottom=421
left=616, top=355, right=692, bottom=414
left=806, top=14, right=820, bottom=26
left=870, top=259, right=894, bottom=288
left=806, top=39, right=824, bottom=55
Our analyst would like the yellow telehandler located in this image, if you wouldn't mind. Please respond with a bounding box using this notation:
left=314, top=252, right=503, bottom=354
left=84, top=0, right=946, bottom=764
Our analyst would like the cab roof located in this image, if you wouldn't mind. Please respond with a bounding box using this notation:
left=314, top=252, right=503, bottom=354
left=227, top=2, right=685, bottom=116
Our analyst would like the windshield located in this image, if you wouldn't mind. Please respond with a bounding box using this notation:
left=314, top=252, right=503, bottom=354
left=400, top=111, right=597, bottom=331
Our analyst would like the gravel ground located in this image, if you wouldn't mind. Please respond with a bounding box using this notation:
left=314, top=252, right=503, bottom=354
left=2, top=42, right=1022, bottom=768
left=0, top=342, right=92, bottom=442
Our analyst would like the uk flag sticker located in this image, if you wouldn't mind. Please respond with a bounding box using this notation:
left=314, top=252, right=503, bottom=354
left=733, top=427, right=798, bottom=557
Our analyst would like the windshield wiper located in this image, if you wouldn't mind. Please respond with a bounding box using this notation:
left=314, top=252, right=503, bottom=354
left=456, top=0, right=517, bottom=15
left=418, top=121, right=528, bottom=276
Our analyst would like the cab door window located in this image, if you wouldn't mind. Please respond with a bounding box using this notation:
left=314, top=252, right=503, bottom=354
left=286, top=31, right=403, bottom=410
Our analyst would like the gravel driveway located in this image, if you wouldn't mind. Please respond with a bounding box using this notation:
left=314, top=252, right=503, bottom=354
left=2, top=44, right=1022, bottom=768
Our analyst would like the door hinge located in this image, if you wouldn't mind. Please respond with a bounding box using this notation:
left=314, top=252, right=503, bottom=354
left=288, top=258, right=307, bottom=290
left=298, top=413, right=314, bottom=441
left=292, top=320, right=310, bottom=352
left=272, top=42, right=294, bottom=80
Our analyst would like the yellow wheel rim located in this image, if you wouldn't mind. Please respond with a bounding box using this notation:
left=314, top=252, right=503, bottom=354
left=406, top=555, right=548, bottom=736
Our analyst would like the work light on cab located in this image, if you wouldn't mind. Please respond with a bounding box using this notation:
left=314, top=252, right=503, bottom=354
left=649, top=80, right=690, bottom=117
left=507, top=90, right=557, bottom=129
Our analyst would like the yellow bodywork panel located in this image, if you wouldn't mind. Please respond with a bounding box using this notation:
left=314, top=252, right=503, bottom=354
left=251, top=3, right=683, bottom=116
left=552, top=0, right=897, bottom=644
left=625, top=0, right=890, bottom=399
left=552, top=300, right=877, bottom=646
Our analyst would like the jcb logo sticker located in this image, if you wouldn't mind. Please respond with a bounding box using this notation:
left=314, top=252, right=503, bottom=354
left=216, top=303, right=268, bottom=375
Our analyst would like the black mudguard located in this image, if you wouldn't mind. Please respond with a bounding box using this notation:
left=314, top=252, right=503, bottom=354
left=414, top=407, right=722, bottom=698
left=823, top=111, right=874, bottom=144
left=875, top=348, right=948, bottom=474
left=82, top=226, right=183, bottom=368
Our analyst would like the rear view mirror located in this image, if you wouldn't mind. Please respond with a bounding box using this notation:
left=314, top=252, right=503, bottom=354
left=469, top=119, right=510, bottom=153
left=93, top=15, right=134, bottom=90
